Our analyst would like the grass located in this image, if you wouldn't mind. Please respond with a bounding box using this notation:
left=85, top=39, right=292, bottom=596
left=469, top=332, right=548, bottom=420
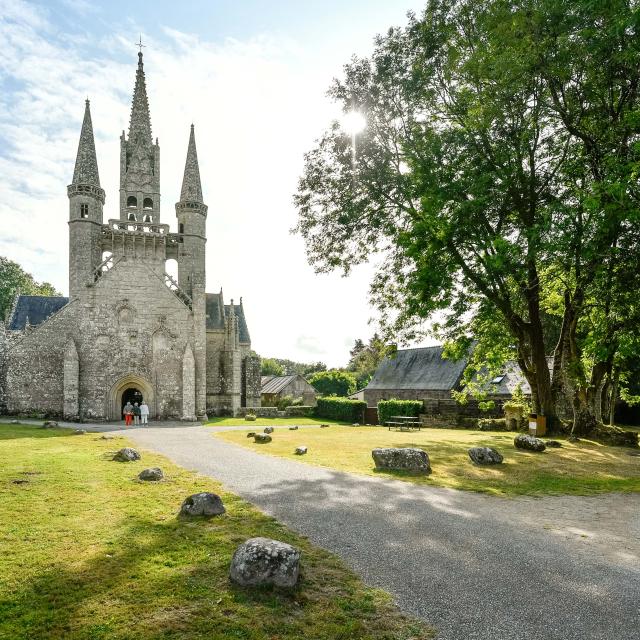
left=214, top=426, right=640, bottom=497
left=0, top=423, right=433, bottom=640
left=206, top=416, right=350, bottom=427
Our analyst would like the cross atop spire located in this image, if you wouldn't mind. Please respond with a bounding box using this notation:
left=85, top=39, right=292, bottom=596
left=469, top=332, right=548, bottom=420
left=180, top=124, right=203, bottom=203
left=135, top=34, right=145, bottom=53
left=72, top=99, right=101, bottom=186
left=128, top=51, right=152, bottom=147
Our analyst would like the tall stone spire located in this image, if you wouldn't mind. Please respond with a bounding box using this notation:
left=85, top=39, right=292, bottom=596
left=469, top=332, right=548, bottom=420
left=180, top=125, right=203, bottom=202
left=72, top=100, right=101, bottom=186
left=128, top=52, right=153, bottom=147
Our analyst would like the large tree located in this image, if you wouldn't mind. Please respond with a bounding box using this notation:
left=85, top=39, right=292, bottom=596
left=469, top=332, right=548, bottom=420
left=294, top=0, right=640, bottom=434
left=0, top=257, right=61, bottom=321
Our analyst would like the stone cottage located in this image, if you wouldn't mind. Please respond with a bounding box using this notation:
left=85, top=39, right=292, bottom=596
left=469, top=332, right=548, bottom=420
left=364, top=346, right=529, bottom=420
left=0, top=52, right=261, bottom=420
left=261, top=375, right=317, bottom=406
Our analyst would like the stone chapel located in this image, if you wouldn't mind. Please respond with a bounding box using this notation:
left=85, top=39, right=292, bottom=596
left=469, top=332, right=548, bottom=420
left=0, top=52, right=261, bottom=420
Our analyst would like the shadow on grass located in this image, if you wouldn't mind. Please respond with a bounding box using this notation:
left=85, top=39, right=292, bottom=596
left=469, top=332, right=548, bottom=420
left=0, top=424, right=75, bottom=441
left=0, top=515, right=306, bottom=640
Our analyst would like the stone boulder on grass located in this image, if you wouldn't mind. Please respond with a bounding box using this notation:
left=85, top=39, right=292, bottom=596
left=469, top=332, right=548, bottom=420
left=113, top=447, right=141, bottom=462
left=254, top=433, right=272, bottom=444
left=514, top=435, right=546, bottom=452
left=371, top=448, right=431, bottom=475
left=180, top=492, right=225, bottom=517
left=138, top=467, right=164, bottom=481
left=229, top=537, right=300, bottom=588
left=468, top=447, right=503, bottom=465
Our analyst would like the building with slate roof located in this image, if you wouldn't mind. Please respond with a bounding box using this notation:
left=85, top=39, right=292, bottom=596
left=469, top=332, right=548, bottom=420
left=260, top=375, right=317, bottom=406
left=0, top=53, right=261, bottom=420
left=363, top=346, right=530, bottom=417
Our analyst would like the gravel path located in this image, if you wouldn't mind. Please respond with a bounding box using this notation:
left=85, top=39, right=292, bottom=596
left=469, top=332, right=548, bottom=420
left=32, top=421, right=640, bottom=639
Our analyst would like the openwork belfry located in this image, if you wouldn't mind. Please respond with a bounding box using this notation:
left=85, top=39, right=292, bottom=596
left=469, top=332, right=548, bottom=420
left=0, top=53, right=261, bottom=420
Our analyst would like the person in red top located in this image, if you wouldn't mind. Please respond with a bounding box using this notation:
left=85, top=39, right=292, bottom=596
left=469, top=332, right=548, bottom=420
left=123, top=401, right=134, bottom=426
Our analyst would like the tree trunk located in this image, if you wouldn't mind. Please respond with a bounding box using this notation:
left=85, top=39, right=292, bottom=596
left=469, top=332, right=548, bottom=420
left=572, top=388, right=598, bottom=436
left=609, top=370, right=619, bottom=426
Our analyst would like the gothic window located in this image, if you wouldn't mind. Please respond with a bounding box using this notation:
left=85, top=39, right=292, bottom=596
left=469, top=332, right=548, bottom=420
left=127, top=195, right=137, bottom=208
left=128, top=213, right=136, bottom=221
left=179, top=223, right=184, bottom=234
left=144, top=214, right=152, bottom=222
left=143, top=197, right=153, bottom=209
left=80, top=204, right=89, bottom=219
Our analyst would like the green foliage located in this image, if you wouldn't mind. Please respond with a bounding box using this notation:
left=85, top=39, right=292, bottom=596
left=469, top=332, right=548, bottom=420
left=315, top=397, right=366, bottom=423
left=276, top=395, right=295, bottom=411
left=259, top=357, right=326, bottom=378
left=284, top=405, right=315, bottom=417
left=0, top=256, right=61, bottom=321
left=261, top=358, right=285, bottom=377
left=504, top=384, right=531, bottom=415
left=293, top=0, right=640, bottom=433
left=347, top=334, right=393, bottom=389
left=377, top=400, right=424, bottom=426
left=308, top=370, right=357, bottom=397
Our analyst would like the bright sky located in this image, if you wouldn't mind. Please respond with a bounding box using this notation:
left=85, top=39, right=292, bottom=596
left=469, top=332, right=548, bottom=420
left=0, top=0, right=423, bottom=367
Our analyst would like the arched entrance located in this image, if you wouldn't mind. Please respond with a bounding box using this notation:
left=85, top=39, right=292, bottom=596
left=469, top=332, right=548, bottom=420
left=121, top=387, right=143, bottom=414
left=108, top=374, right=153, bottom=421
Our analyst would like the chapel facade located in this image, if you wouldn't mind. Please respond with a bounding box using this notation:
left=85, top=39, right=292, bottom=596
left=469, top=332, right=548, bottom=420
left=0, top=52, right=261, bottom=420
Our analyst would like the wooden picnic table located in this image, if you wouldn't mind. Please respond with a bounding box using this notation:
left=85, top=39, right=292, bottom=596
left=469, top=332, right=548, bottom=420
left=386, top=416, right=423, bottom=431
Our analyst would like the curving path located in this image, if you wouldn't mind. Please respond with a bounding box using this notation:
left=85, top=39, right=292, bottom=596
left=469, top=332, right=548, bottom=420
left=52, top=422, right=640, bottom=639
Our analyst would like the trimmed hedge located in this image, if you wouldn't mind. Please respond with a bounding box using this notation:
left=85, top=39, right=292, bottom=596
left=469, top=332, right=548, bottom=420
left=378, top=400, right=424, bottom=426
left=315, top=397, right=366, bottom=423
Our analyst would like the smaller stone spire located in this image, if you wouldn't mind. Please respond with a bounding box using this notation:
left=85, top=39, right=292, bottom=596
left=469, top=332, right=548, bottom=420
left=72, top=100, right=101, bottom=186
left=180, top=124, right=203, bottom=202
left=128, top=52, right=153, bottom=146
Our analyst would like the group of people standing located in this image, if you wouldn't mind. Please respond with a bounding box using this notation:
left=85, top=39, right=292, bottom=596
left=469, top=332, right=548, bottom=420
left=123, top=400, right=149, bottom=426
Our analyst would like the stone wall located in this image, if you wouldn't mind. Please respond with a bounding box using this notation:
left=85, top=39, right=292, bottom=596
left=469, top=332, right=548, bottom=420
left=6, top=260, right=196, bottom=420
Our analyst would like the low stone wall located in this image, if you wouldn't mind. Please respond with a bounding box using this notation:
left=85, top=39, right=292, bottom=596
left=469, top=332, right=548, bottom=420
left=236, top=407, right=279, bottom=418
left=284, top=406, right=314, bottom=417
left=419, top=413, right=479, bottom=429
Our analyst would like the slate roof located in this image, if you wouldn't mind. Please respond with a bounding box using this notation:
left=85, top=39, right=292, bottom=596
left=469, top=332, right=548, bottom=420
left=8, top=295, right=69, bottom=331
left=366, top=346, right=467, bottom=391
left=205, top=293, right=250, bottom=343
left=261, top=375, right=298, bottom=395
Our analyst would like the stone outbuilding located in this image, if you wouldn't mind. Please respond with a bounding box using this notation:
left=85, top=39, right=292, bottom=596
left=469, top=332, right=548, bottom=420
left=0, top=52, right=261, bottom=420
left=261, top=375, right=317, bottom=406
left=364, top=346, right=530, bottom=421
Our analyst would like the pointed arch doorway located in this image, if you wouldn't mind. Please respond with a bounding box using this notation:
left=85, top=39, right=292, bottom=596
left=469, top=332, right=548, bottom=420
left=108, top=374, right=154, bottom=421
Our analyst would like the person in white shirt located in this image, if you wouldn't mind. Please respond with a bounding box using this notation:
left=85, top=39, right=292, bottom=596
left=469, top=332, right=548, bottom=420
left=139, top=401, right=150, bottom=425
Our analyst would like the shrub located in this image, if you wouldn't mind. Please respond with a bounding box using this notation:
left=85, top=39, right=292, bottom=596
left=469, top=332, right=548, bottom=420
left=315, top=397, right=366, bottom=423
left=276, top=395, right=295, bottom=411
left=478, top=418, right=508, bottom=431
left=308, top=370, right=357, bottom=397
left=285, top=405, right=314, bottom=417
left=377, top=400, right=424, bottom=426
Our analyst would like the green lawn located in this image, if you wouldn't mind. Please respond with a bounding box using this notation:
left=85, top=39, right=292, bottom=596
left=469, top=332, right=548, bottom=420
left=0, top=424, right=432, bottom=640
left=215, top=426, right=640, bottom=496
left=206, top=416, right=350, bottom=427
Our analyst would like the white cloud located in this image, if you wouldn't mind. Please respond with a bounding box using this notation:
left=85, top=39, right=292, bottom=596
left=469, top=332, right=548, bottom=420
left=0, top=0, right=411, bottom=367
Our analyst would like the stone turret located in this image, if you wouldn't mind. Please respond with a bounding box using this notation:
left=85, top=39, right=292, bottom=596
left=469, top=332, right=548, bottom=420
left=176, top=125, right=208, bottom=419
left=68, top=99, right=105, bottom=299
left=120, top=52, right=160, bottom=224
